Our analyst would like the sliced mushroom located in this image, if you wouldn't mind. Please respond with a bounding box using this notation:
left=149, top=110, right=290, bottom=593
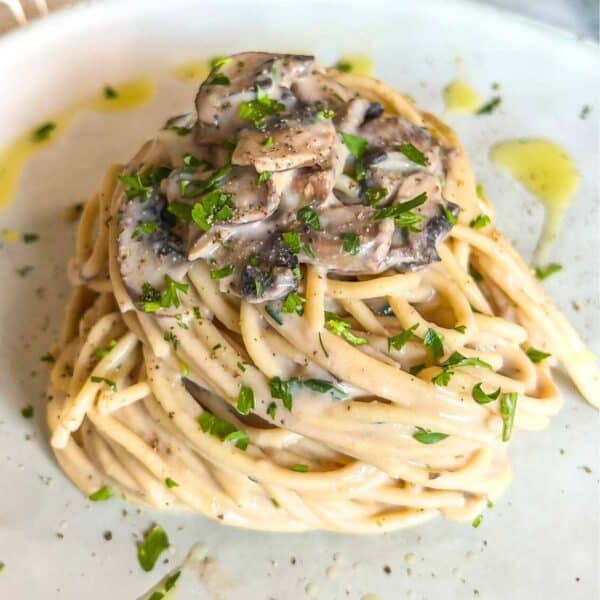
left=194, top=52, right=314, bottom=145
left=117, top=188, right=190, bottom=299
left=302, top=205, right=394, bottom=273
left=232, top=116, right=336, bottom=172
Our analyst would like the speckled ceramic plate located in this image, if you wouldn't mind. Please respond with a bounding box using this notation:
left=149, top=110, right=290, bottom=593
left=0, top=1, right=598, bottom=598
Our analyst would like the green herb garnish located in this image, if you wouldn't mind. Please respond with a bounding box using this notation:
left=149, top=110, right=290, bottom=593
left=317, top=107, right=336, bottom=119
left=197, top=411, right=249, bottom=450
left=297, top=206, right=320, bottom=230
left=21, top=405, right=34, bottom=419
left=93, top=339, right=117, bottom=360
left=476, top=97, right=501, bottom=115
left=334, top=61, right=352, bottom=72
left=119, top=165, right=172, bottom=202
left=267, top=402, right=277, bottom=419
left=265, top=304, right=283, bottom=325
left=282, top=231, right=301, bottom=254
left=413, top=427, right=448, bottom=444
left=340, top=232, right=360, bottom=255
left=258, top=171, right=272, bottom=184
left=454, top=325, right=467, bottom=334
left=239, top=85, right=285, bottom=129
left=303, top=378, right=346, bottom=400
left=131, top=221, right=158, bottom=240
left=163, top=331, right=179, bottom=350
left=470, top=214, right=491, bottom=229
left=31, top=122, right=56, bottom=142
left=534, top=263, right=562, bottom=281
left=423, top=328, right=444, bottom=362
left=364, top=187, right=387, bottom=206
left=89, top=485, right=113, bottom=501
left=165, top=478, right=179, bottom=489
left=525, top=347, right=551, bottom=363
left=103, top=86, right=118, bottom=99
left=190, top=189, right=234, bottom=231
left=472, top=514, right=483, bottom=528
left=499, top=392, right=517, bottom=442
left=236, top=385, right=255, bottom=415
left=139, top=275, right=189, bottom=312
left=472, top=383, right=501, bottom=404
left=138, top=526, right=169, bottom=572
left=281, top=292, right=305, bottom=316
left=90, top=376, right=117, bottom=392
left=22, top=232, right=39, bottom=244
left=397, top=143, right=429, bottom=166
left=373, top=192, right=427, bottom=232
left=291, top=463, right=309, bottom=472
left=210, top=56, right=230, bottom=69
left=208, top=73, right=230, bottom=86
left=388, top=324, right=418, bottom=352
left=324, top=311, right=367, bottom=346
left=269, top=376, right=296, bottom=411
left=210, top=265, right=234, bottom=280
left=409, top=363, right=426, bottom=376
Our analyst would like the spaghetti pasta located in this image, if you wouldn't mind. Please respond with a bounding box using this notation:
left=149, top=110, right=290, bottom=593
left=46, top=53, right=599, bottom=533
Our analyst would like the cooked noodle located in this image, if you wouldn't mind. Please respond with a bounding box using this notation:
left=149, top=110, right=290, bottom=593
left=46, top=62, right=599, bottom=533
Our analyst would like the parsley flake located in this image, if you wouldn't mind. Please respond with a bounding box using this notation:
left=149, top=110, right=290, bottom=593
left=413, top=427, right=448, bottom=444
left=89, top=485, right=113, bottom=501
left=138, top=526, right=169, bottom=572
left=236, top=385, right=255, bottom=415
left=397, top=143, right=429, bottom=166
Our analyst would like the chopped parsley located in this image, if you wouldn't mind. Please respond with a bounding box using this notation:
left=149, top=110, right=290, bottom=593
left=119, top=165, right=172, bottom=202
left=388, top=324, right=418, bottom=352
left=236, top=385, right=255, bottom=415
left=281, top=231, right=301, bottom=254
left=182, top=153, right=201, bottom=170
left=180, top=361, right=190, bottom=376
left=258, top=170, right=272, bottom=184
left=334, top=61, right=352, bottom=72
left=16, top=265, right=34, bottom=277
left=475, top=184, right=485, bottom=199
left=469, top=214, right=491, bottom=229
left=131, top=221, right=157, bottom=240
left=139, top=275, right=189, bottom=312
left=281, top=292, right=306, bottom=316
left=40, top=353, right=55, bottom=363
left=442, top=204, right=457, bottom=225
left=303, top=378, right=346, bottom=400
left=499, top=392, right=517, bottom=441
left=22, top=232, right=39, bottom=244
left=340, top=232, right=360, bottom=255
left=525, top=347, right=551, bottom=364
left=90, top=375, right=117, bottom=392
left=476, top=96, right=501, bottom=115
left=454, top=325, right=467, bottom=334
left=210, top=56, right=230, bottom=69
left=339, top=131, right=368, bottom=180
left=534, top=263, right=562, bottom=281
left=164, top=478, right=179, bottom=488
left=291, top=463, right=309, bottom=472
left=432, top=352, right=492, bottom=386
left=163, top=331, right=179, bottom=350
left=412, top=427, right=448, bottom=444
left=165, top=571, right=181, bottom=592
left=31, top=122, right=55, bottom=142
left=397, top=143, right=429, bottom=166
left=267, top=402, right=277, bottom=419
left=210, top=265, right=234, bottom=280
left=297, top=206, right=320, bottom=230
left=265, top=304, right=283, bottom=325
left=317, top=107, right=336, bottom=119
left=93, top=339, right=117, bottom=359
left=103, top=85, right=118, bottom=99
left=21, top=405, right=34, bottom=419
left=423, top=328, right=444, bottom=362
left=365, top=186, right=388, bottom=206
left=89, top=485, right=113, bottom=501
left=138, top=525, right=169, bottom=572
left=181, top=163, right=231, bottom=198
left=269, top=376, right=296, bottom=411
left=197, top=411, right=249, bottom=450
left=472, top=514, right=483, bottom=528
left=373, top=192, right=427, bottom=232
left=163, top=115, right=191, bottom=136
left=324, top=311, right=367, bottom=346
left=472, top=383, right=501, bottom=404
left=239, top=85, right=285, bottom=129
left=167, top=201, right=192, bottom=222
left=190, top=189, right=234, bottom=231
left=207, top=73, right=230, bottom=86
left=579, top=105, right=591, bottom=119
left=409, top=363, right=426, bottom=376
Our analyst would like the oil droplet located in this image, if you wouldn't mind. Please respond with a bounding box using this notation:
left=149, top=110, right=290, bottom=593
left=0, top=77, right=155, bottom=211
left=305, top=582, right=318, bottom=597
left=2, top=229, right=20, bottom=242
left=490, top=139, right=579, bottom=264
left=0, top=111, right=77, bottom=210
left=325, top=565, right=338, bottom=579
left=335, top=54, right=374, bottom=76
left=172, top=60, right=211, bottom=82
left=443, top=79, right=481, bottom=113
left=90, top=77, right=155, bottom=112
left=361, top=594, right=382, bottom=600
